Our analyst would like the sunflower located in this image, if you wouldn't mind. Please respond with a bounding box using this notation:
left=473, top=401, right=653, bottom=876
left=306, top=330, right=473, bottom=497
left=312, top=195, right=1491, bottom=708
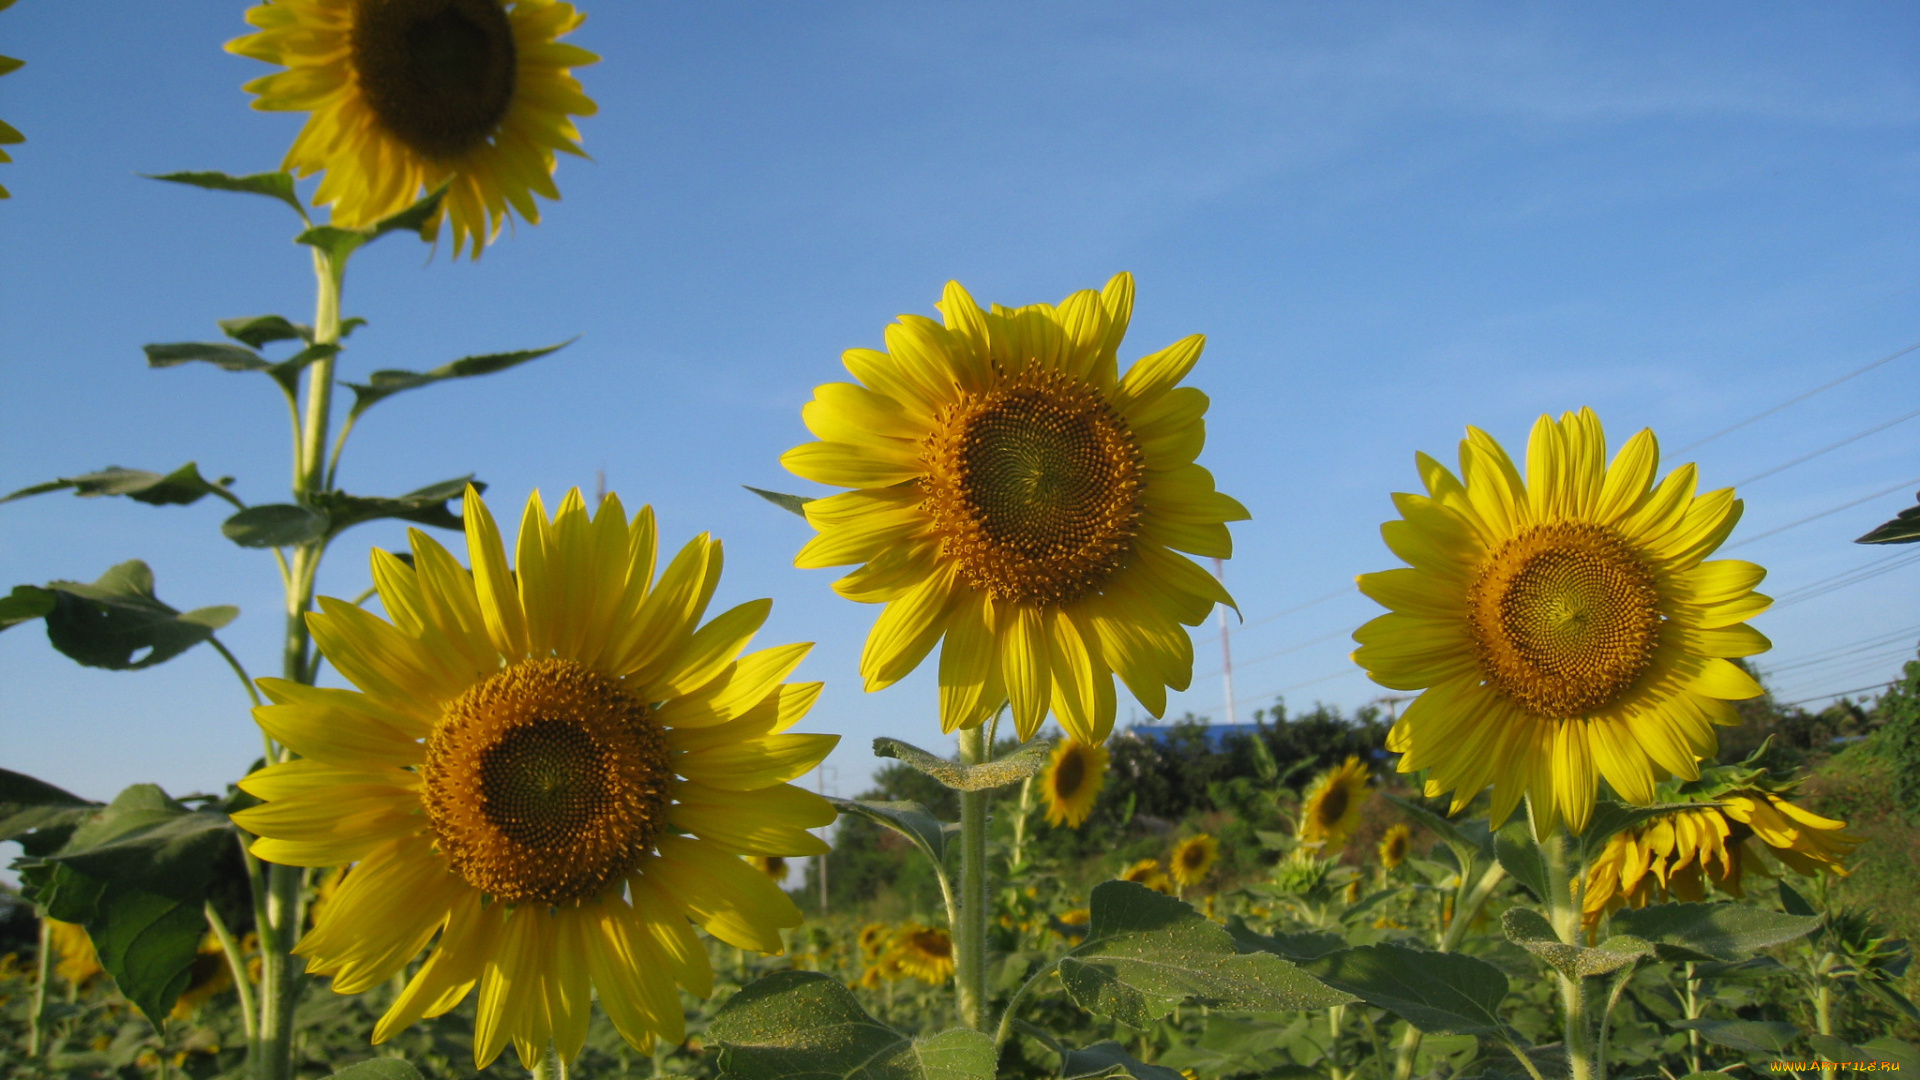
left=1042, top=739, right=1109, bottom=828
left=1298, top=756, right=1370, bottom=851
left=890, top=924, right=955, bottom=985
left=783, top=273, right=1248, bottom=744
left=857, top=922, right=891, bottom=960
left=747, top=855, right=790, bottom=884
left=227, top=0, right=598, bottom=257
left=1169, top=833, right=1219, bottom=889
left=233, top=487, right=838, bottom=1069
left=45, top=920, right=101, bottom=986
left=1120, top=857, right=1171, bottom=893
left=1354, top=409, right=1771, bottom=836
left=1378, top=823, right=1412, bottom=870
left=170, top=933, right=235, bottom=1021
left=1584, top=786, right=1859, bottom=925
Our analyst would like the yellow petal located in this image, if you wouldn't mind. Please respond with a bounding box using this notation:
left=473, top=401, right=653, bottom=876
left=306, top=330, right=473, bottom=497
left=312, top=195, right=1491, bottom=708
left=669, top=781, right=834, bottom=855
left=675, top=733, right=839, bottom=790
left=647, top=837, right=801, bottom=953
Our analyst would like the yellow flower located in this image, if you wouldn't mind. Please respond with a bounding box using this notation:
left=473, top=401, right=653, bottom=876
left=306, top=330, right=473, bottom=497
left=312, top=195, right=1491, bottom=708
left=1354, top=409, right=1771, bottom=835
left=1042, top=739, right=1109, bottom=828
left=1299, top=756, right=1370, bottom=852
left=45, top=920, right=101, bottom=986
left=1584, top=789, right=1859, bottom=925
left=227, top=0, right=598, bottom=257
left=783, top=274, right=1248, bottom=744
left=890, top=924, right=955, bottom=985
left=170, top=933, right=234, bottom=1021
left=233, top=487, right=838, bottom=1069
left=747, top=855, right=790, bottom=885
left=857, top=922, right=891, bottom=960
left=1378, top=823, right=1412, bottom=870
left=1120, top=857, right=1171, bottom=894
left=1169, top=833, right=1219, bottom=889
left=1057, top=908, right=1091, bottom=928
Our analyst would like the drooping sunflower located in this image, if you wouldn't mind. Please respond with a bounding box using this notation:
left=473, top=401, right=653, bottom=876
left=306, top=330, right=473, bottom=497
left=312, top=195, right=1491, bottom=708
left=1042, top=739, right=1109, bottom=828
left=890, top=924, right=955, bottom=985
left=233, top=487, right=838, bottom=1069
left=1169, top=833, right=1219, bottom=889
left=1378, top=823, right=1412, bottom=870
left=857, top=922, right=891, bottom=960
left=227, top=0, right=598, bottom=257
left=1298, top=756, right=1370, bottom=851
left=783, top=274, right=1248, bottom=744
left=1120, top=857, right=1171, bottom=894
left=747, top=855, right=790, bottom=885
left=1354, top=409, right=1771, bottom=836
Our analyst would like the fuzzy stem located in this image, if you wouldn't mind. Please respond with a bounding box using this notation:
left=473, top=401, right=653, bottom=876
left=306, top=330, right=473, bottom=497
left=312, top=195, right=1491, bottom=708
left=205, top=902, right=258, bottom=1050
left=1540, top=823, right=1594, bottom=1080
left=956, top=726, right=991, bottom=1030
left=29, top=916, right=50, bottom=1058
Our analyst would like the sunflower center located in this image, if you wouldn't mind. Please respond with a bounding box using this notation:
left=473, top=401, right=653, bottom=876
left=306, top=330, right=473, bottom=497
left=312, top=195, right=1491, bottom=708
left=423, top=658, right=671, bottom=905
left=351, top=0, right=518, bottom=160
left=1052, top=749, right=1087, bottom=799
left=907, top=929, right=952, bottom=959
left=921, top=367, right=1144, bottom=606
left=1317, top=786, right=1350, bottom=827
left=1180, top=846, right=1205, bottom=869
left=1466, top=521, right=1664, bottom=718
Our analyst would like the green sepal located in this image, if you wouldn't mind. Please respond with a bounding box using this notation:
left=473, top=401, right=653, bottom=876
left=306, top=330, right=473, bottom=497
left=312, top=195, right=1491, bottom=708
left=0, top=767, right=99, bottom=858
left=708, top=969, right=995, bottom=1080
left=222, top=504, right=330, bottom=548
left=1670, top=1018, right=1802, bottom=1056
left=1059, top=880, right=1353, bottom=1027
left=744, top=486, right=814, bottom=517
left=1060, top=1041, right=1185, bottom=1080
left=34, top=560, right=238, bottom=670
left=1501, top=908, right=1653, bottom=979
left=1301, top=942, right=1512, bottom=1037
left=311, top=476, right=481, bottom=538
left=1, top=462, right=238, bottom=508
left=1611, top=902, right=1821, bottom=963
left=295, top=185, right=447, bottom=262
left=145, top=170, right=306, bottom=220
left=343, top=340, right=574, bottom=422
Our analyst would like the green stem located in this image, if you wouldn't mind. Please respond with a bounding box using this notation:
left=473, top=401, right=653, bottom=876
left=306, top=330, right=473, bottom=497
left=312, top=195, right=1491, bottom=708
left=531, top=1042, right=566, bottom=1080
left=1394, top=862, right=1506, bottom=1080
left=1501, top=1037, right=1551, bottom=1080
left=992, top=961, right=1060, bottom=1049
left=1391, top=1024, right=1421, bottom=1080
left=1594, top=966, right=1637, bottom=1080
left=956, top=726, right=991, bottom=1031
left=29, top=915, right=50, bottom=1058
left=1682, top=963, right=1702, bottom=1076
left=1539, top=820, right=1594, bottom=1080
left=1816, top=959, right=1835, bottom=1080
left=205, top=902, right=258, bottom=1051
left=1009, top=776, right=1033, bottom=872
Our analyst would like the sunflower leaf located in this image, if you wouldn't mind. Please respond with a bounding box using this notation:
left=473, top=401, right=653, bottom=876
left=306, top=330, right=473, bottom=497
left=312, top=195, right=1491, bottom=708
left=34, top=561, right=237, bottom=671
left=745, top=486, right=814, bottom=517
left=217, top=314, right=310, bottom=348
left=1, top=462, right=239, bottom=508
left=146, top=170, right=306, bottom=220
left=222, top=504, right=331, bottom=549
left=0, top=584, right=54, bottom=633
left=1300, top=942, right=1512, bottom=1037
left=1856, top=495, right=1920, bottom=544
left=1493, top=820, right=1549, bottom=903
left=826, top=797, right=955, bottom=872
left=1670, top=1018, right=1803, bottom=1056
left=1060, top=1041, right=1186, bottom=1080
left=343, top=340, right=576, bottom=422
left=1224, top=918, right=1346, bottom=962
left=1612, top=902, right=1821, bottom=963
left=0, top=767, right=98, bottom=858
left=294, top=186, right=450, bottom=263
left=312, top=477, right=484, bottom=539
left=1381, top=793, right=1493, bottom=874
left=1501, top=908, right=1653, bottom=979
left=1059, top=881, right=1354, bottom=1027
left=710, top=970, right=995, bottom=1080
left=147, top=338, right=339, bottom=398
left=872, top=737, right=1056, bottom=792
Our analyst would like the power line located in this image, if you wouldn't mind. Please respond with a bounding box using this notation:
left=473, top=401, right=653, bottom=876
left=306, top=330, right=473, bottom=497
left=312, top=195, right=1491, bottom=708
left=1670, top=339, right=1920, bottom=458
left=1775, top=680, right=1899, bottom=710
left=1732, top=407, right=1920, bottom=487
left=1238, top=586, right=1354, bottom=631
left=1758, top=622, right=1920, bottom=675
left=1771, top=549, right=1920, bottom=610
left=1196, top=628, right=1351, bottom=681
left=1722, top=475, right=1920, bottom=550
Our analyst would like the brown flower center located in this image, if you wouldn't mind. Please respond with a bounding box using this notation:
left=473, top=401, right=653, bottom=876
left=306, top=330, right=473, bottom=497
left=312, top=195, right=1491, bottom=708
left=351, top=0, right=518, bottom=161
left=1466, top=521, right=1663, bottom=717
left=423, top=658, right=671, bottom=905
left=921, top=367, right=1143, bottom=606
left=1316, top=785, right=1350, bottom=828
left=1051, top=746, right=1088, bottom=800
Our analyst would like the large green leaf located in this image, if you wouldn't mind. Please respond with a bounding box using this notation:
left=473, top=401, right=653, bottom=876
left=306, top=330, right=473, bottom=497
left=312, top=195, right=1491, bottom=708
left=1494, top=819, right=1548, bottom=902
left=1059, top=881, right=1353, bottom=1027
left=0, top=767, right=98, bottom=857
left=36, top=561, right=237, bottom=670
left=1501, top=908, right=1652, bottom=979
left=873, top=737, right=1056, bottom=792
left=1061, top=1041, right=1185, bottom=1080
left=1, top=462, right=238, bottom=508
left=1224, top=918, right=1345, bottom=961
left=344, top=340, right=575, bottom=422
left=1670, top=1018, right=1801, bottom=1056
left=0, top=584, right=54, bottom=632
left=19, top=784, right=242, bottom=1027
left=222, top=504, right=330, bottom=548
left=1611, top=902, right=1820, bottom=963
left=708, top=970, right=994, bottom=1080
left=1301, top=942, right=1510, bottom=1036
left=146, top=170, right=306, bottom=219
left=1857, top=496, right=1920, bottom=544
left=827, top=798, right=957, bottom=872
left=312, top=476, right=481, bottom=538
left=326, top=1061, right=426, bottom=1080
left=146, top=338, right=339, bottom=397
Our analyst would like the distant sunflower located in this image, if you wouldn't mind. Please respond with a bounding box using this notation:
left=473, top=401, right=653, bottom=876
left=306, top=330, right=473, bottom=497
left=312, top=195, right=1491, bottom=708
left=890, top=924, right=955, bottom=985
left=1585, top=782, right=1858, bottom=925
left=234, top=487, right=838, bottom=1069
left=747, top=855, right=790, bottom=885
left=45, top=920, right=101, bottom=986
left=1120, top=857, right=1170, bottom=894
left=857, top=922, right=891, bottom=960
left=1042, top=739, right=1109, bottom=828
left=1169, top=833, right=1219, bottom=889
left=1378, top=823, right=1412, bottom=870
left=170, top=933, right=234, bottom=1021
left=1298, top=756, right=1369, bottom=852
left=1354, top=409, right=1770, bottom=835
left=784, top=273, right=1248, bottom=744
left=227, top=0, right=598, bottom=257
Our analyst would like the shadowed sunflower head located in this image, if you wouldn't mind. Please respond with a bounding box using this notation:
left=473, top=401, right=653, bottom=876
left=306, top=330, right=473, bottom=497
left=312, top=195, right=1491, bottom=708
left=857, top=922, right=891, bottom=959
left=1378, top=823, right=1412, bottom=870
left=1583, top=769, right=1860, bottom=926
left=1120, top=856, right=1171, bottom=893
left=1042, top=738, right=1109, bottom=828
left=890, top=924, right=955, bottom=985
left=228, top=0, right=598, bottom=257
left=45, top=920, right=102, bottom=986
left=783, top=273, right=1249, bottom=745
left=1298, top=756, right=1370, bottom=852
left=170, top=933, right=235, bottom=1021
left=231, top=486, right=838, bottom=1070
left=747, top=855, right=790, bottom=884
left=1169, top=833, right=1219, bottom=888
left=1353, top=409, right=1772, bottom=836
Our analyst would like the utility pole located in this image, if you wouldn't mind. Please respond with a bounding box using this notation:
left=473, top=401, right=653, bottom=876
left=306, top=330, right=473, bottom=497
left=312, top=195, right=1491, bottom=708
left=1214, top=557, right=1236, bottom=726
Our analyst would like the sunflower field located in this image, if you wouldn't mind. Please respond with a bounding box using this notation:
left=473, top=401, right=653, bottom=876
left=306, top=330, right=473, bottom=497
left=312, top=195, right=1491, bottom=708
left=5, top=5, right=1920, bottom=1080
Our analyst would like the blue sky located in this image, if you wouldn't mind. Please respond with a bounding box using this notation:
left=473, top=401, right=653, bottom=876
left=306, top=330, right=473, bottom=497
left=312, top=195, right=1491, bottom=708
left=3, top=3, right=1919, bottom=817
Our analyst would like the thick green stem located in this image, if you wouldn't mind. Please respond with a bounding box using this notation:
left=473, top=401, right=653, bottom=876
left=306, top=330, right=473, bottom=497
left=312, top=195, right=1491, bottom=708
left=1541, top=825, right=1594, bottom=1080
left=956, top=727, right=991, bottom=1031
left=1682, top=964, right=1702, bottom=1076
left=1816, top=961, right=1835, bottom=1080
left=29, top=916, right=50, bottom=1058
